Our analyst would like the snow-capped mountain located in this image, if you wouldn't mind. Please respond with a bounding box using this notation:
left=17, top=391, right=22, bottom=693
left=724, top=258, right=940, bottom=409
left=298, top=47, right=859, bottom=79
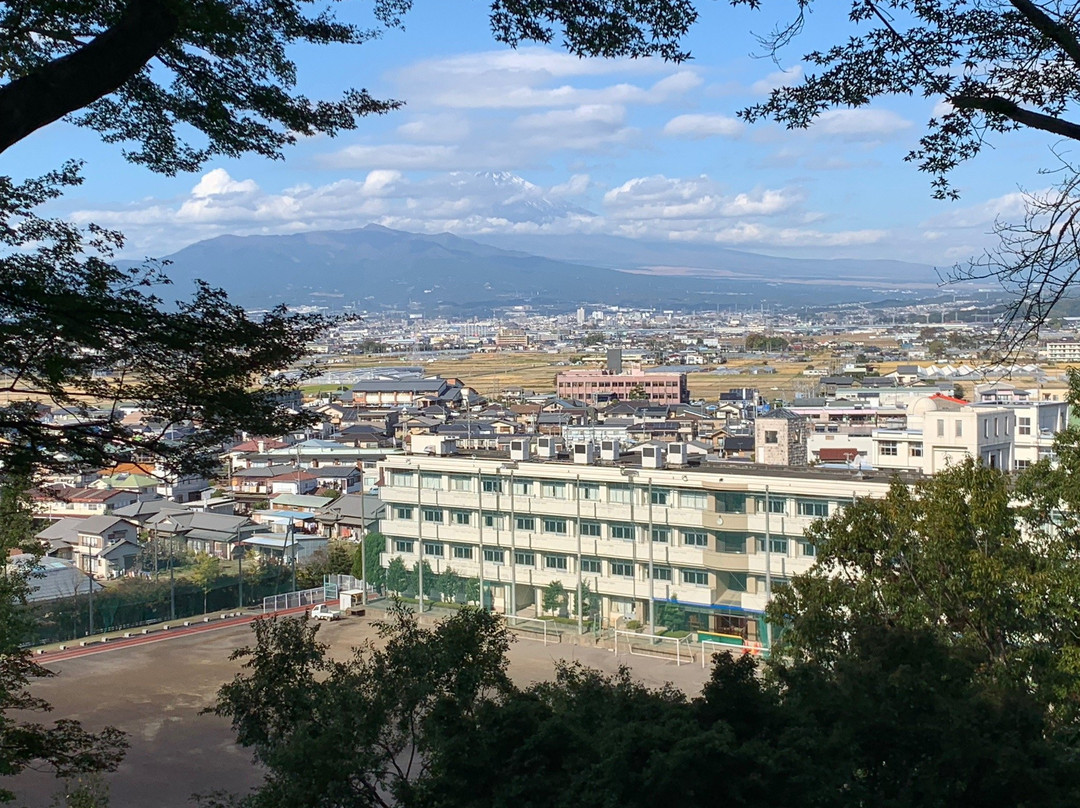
left=435, top=170, right=596, bottom=225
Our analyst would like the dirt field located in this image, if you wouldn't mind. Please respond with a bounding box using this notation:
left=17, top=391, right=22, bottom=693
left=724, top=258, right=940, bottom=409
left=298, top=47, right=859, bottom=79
left=12, top=615, right=710, bottom=808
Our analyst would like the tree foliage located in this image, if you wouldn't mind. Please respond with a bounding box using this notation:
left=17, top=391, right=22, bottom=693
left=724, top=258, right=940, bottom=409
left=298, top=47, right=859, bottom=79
left=0, top=484, right=127, bottom=803
left=209, top=606, right=1080, bottom=808
left=734, top=0, right=1080, bottom=342
left=770, top=457, right=1080, bottom=726
left=207, top=605, right=513, bottom=808
left=0, top=164, right=325, bottom=478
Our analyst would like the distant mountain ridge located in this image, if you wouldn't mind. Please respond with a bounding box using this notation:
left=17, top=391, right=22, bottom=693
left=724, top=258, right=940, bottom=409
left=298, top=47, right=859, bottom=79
left=146, top=223, right=941, bottom=312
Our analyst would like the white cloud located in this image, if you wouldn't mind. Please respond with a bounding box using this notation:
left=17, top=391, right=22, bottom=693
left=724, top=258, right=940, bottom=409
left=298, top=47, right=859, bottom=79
left=191, top=169, right=258, bottom=197
left=810, top=108, right=913, bottom=139
left=750, top=66, right=802, bottom=95
left=603, top=175, right=800, bottom=221
left=662, top=113, right=743, bottom=139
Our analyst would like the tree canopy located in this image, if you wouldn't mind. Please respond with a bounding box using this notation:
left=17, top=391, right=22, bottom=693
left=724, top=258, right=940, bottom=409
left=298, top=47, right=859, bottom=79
left=0, top=0, right=697, bottom=174
left=209, top=604, right=1080, bottom=808
left=734, top=0, right=1080, bottom=341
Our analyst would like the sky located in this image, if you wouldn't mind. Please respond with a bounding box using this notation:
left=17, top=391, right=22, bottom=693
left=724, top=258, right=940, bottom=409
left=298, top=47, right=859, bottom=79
left=11, top=1, right=1064, bottom=268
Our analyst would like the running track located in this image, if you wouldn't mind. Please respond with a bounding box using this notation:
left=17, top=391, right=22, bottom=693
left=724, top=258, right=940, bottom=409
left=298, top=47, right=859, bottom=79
left=36, top=605, right=312, bottom=664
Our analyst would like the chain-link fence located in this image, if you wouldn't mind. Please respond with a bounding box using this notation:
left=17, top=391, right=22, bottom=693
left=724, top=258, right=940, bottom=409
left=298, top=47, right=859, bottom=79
left=24, top=566, right=296, bottom=646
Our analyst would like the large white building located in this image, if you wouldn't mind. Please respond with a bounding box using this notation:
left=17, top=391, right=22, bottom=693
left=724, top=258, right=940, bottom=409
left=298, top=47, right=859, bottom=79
left=376, top=446, right=898, bottom=643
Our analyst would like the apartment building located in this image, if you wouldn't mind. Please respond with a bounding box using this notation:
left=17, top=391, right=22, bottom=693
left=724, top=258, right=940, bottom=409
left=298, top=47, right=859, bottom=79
left=376, top=446, right=896, bottom=642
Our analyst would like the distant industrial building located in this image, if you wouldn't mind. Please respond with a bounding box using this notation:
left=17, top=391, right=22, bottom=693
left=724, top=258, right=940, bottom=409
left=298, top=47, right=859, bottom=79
left=556, top=369, right=689, bottom=405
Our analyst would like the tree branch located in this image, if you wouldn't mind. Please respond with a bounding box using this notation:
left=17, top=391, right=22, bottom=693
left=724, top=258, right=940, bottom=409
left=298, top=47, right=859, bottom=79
left=950, top=94, right=1080, bottom=141
left=1008, top=0, right=1080, bottom=70
left=0, top=0, right=179, bottom=154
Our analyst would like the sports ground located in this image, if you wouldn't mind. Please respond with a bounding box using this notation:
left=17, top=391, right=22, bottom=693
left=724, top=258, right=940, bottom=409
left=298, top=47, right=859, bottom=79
left=13, top=613, right=712, bottom=807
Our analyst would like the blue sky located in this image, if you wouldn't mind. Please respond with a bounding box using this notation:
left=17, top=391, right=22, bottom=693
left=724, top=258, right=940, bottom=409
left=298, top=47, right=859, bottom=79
left=13, top=2, right=1062, bottom=267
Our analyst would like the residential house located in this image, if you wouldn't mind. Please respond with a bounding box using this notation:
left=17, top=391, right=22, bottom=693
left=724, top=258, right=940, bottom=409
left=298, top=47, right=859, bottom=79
left=315, top=494, right=385, bottom=540
left=31, top=486, right=139, bottom=519
left=72, top=515, right=141, bottom=578
left=146, top=511, right=259, bottom=559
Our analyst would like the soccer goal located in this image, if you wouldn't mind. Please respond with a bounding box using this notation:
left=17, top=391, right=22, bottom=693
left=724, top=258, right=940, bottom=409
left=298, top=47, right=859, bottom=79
left=615, top=631, right=695, bottom=666
left=506, top=616, right=559, bottom=645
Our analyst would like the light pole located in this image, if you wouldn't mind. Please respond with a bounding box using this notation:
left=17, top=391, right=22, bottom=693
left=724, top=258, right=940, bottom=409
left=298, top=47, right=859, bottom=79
left=575, top=472, right=583, bottom=635
left=237, top=543, right=245, bottom=609
left=476, top=469, right=485, bottom=611
left=647, top=477, right=654, bottom=637
left=764, top=484, right=772, bottom=651
left=501, top=463, right=518, bottom=617
left=416, top=465, right=424, bottom=613
left=620, top=467, right=638, bottom=627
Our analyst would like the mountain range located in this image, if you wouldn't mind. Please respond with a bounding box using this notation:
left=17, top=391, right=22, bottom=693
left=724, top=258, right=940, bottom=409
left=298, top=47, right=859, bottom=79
left=148, top=223, right=943, bottom=313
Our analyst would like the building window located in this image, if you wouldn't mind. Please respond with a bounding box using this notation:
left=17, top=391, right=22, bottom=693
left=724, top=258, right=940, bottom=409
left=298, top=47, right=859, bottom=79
left=756, top=537, right=789, bottom=554
left=754, top=496, right=786, bottom=514
left=514, top=516, right=535, bottom=531
left=393, top=506, right=414, bottom=520
left=453, top=546, right=473, bottom=560
left=652, top=566, right=672, bottom=581
left=580, top=521, right=602, bottom=537
left=880, top=441, right=898, bottom=457
left=452, top=510, right=471, bottom=526
left=911, top=443, right=923, bottom=457
left=481, top=477, right=503, bottom=494
left=609, top=523, right=635, bottom=541
left=682, top=531, right=709, bottom=548
left=797, top=499, right=829, bottom=518
left=581, top=558, right=602, bottom=574
left=394, top=540, right=414, bottom=553
left=422, top=508, right=443, bottom=523
left=483, top=513, right=504, bottom=529
left=937, top=419, right=945, bottom=437
left=514, top=551, right=535, bottom=566
left=423, top=542, right=444, bottom=558
left=715, top=492, right=746, bottom=514
left=651, top=527, right=670, bottom=543
left=1015, top=459, right=1031, bottom=471
left=540, top=481, right=567, bottom=499
left=579, top=483, right=600, bottom=500
left=1018, top=416, right=1031, bottom=436
left=764, top=430, right=779, bottom=444
left=543, top=518, right=568, bottom=535
left=449, top=475, right=473, bottom=492
left=420, top=473, right=443, bottom=490
left=608, top=484, right=632, bottom=504
left=512, top=479, right=532, bottom=496
left=800, top=542, right=817, bottom=557
left=678, top=490, right=708, bottom=510
left=544, top=555, right=568, bottom=571
left=389, top=471, right=414, bottom=488
left=483, top=548, right=505, bottom=564
left=610, top=561, right=634, bottom=577
left=650, top=489, right=670, bottom=506
left=682, top=569, right=709, bottom=586
left=955, top=420, right=963, bottom=437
